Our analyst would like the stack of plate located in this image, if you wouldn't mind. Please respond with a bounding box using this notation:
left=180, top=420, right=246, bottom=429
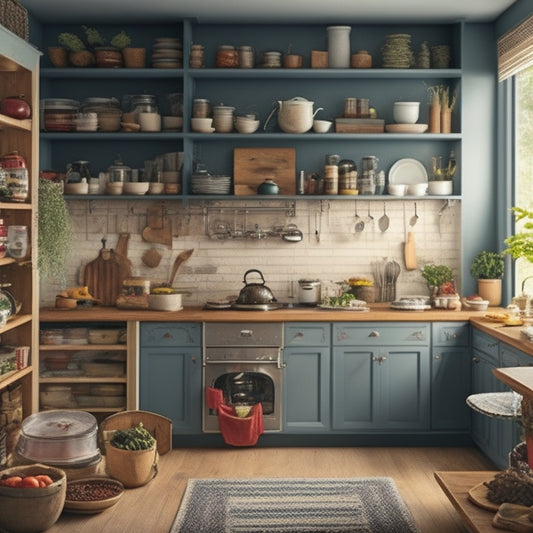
left=381, top=34, right=414, bottom=68
left=191, top=174, right=232, bottom=195
left=151, top=37, right=183, bottom=68
left=391, top=296, right=431, bottom=311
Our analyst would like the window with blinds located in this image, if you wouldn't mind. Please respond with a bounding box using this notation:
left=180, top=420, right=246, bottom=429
left=498, top=13, right=533, bottom=81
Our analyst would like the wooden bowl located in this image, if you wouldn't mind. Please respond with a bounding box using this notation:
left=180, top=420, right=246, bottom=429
left=64, top=476, right=124, bottom=514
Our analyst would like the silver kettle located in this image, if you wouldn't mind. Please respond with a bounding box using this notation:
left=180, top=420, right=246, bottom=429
left=236, top=269, right=277, bottom=304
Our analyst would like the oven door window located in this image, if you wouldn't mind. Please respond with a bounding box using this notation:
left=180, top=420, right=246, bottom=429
left=212, top=371, right=274, bottom=415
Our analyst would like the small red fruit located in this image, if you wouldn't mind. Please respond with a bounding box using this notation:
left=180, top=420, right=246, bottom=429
left=21, top=476, right=40, bottom=488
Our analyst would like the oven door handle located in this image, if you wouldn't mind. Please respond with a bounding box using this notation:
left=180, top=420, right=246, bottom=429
left=204, top=359, right=281, bottom=366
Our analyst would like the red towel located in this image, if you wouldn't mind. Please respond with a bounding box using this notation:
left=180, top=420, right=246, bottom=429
left=205, top=387, right=264, bottom=446
left=206, top=387, right=224, bottom=410
left=217, top=403, right=264, bottom=447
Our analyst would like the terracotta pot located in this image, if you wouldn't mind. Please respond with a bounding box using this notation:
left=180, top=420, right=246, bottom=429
left=68, top=50, right=95, bottom=68
left=94, top=47, right=123, bottom=68
left=122, top=47, right=146, bottom=68
left=477, top=279, right=502, bottom=306
left=48, top=47, right=67, bottom=68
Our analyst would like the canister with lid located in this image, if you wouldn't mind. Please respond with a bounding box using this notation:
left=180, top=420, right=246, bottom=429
left=239, top=46, right=255, bottom=68
left=323, top=164, right=339, bottom=195
left=81, top=97, right=122, bottom=132
left=338, top=159, right=358, bottom=194
left=131, top=95, right=160, bottom=132
left=189, top=44, right=205, bottom=68
left=41, top=98, right=79, bottom=132
left=193, top=98, right=211, bottom=118
left=0, top=151, right=29, bottom=202
left=216, top=45, right=239, bottom=68
left=212, top=104, right=235, bottom=133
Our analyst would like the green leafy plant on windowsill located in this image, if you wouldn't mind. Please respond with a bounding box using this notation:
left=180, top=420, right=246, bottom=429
left=504, top=206, right=533, bottom=264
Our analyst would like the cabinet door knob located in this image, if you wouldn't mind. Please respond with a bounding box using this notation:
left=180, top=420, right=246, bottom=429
left=369, top=331, right=380, bottom=338
left=434, top=354, right=441, bottom=360
left=163, top=332, right=173, bottom=339
left=191, top=356, right=196, bottom=364
left=472, top=356, right=480, bottom=363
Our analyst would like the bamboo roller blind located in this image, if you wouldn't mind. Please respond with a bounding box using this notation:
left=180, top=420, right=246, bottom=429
left=498, top=13, right=533, bottom=81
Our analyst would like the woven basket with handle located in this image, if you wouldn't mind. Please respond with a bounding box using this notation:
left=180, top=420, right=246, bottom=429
left=0, top=0, right=28, bottom=41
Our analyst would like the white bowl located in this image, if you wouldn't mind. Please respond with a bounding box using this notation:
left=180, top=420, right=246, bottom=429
left=64, top=182, right=89, bottom=195
left=162, top=116, right=183, bottom=131
left=235, top=118, right=260, bottom=134
left=428, top=180, right=453, bottom=195
left=106, top=182, right=124, bottom=195
left=191, top=117, right=213, bottom=132
left=393, top=101, right=420, bottom=124
left=462, top=298, right=489, bottom=311
left=313, top=119, right=332, bottom=133
left=148, top=293, right=183, bottom=311
left=387, top=183, right=407, bottom=196
left=407, top=183, right=428, bottom=196
left=123, top=181, right=149, bottom=195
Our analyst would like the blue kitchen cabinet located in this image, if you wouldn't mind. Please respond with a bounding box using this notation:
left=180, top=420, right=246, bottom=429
left=470, top=328, right=508, bottom=469
left=332, top=323, right=430, bottom=431
left=139, top=323, right=202, bottom=434
left=283, top=323, right=330, bottom=432
left=431, top=322, right=471, bottom=431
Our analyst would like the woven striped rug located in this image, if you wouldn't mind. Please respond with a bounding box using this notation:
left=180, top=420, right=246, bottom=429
left=170, top=477, right=420, bottom=532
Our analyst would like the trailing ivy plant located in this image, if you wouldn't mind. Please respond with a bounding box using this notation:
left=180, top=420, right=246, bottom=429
left=38, top=179, right=73, bottom=284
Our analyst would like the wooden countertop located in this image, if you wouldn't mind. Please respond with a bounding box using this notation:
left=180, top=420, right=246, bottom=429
left=493, top=367, right=533, bottom=398
left=434, top=471, right=499, bottom=533
left=470, top=317, right=533, bottom=357
left=40, top=302, right=487, bottom=323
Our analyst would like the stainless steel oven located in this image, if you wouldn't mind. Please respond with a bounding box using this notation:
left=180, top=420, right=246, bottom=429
left=202, top=322, right=284, bottom=432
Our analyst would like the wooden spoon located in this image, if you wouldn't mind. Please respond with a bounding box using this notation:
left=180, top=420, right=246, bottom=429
left=167, top=249, right=194, bottom=287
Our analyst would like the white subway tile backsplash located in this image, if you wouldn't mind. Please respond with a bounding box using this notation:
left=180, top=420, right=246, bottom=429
left=39, top=199, right=461, bottom=307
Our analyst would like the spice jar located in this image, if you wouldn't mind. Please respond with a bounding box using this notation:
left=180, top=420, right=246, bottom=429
left=338, top=159, right=358, bottom=195
left=216, top=45, right=239, bottom=68
left=193, top=98, right=211, bottom=118
left=238, top=46, right=254, bottom=68
left=344, top=98, right=357, bottom=118
left=323, top=164, right=339, bottom=195
left=357, top=98, right=370, bottom=118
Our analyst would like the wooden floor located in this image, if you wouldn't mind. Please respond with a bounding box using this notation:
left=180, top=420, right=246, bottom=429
left=49, top=446, right=494, bottom=533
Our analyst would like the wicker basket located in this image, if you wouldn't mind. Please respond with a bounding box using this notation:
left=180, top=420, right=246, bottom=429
left=0, top=0, right=28, bottom=41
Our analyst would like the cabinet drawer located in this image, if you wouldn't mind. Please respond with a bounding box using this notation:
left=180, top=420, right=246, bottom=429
left=140, top=323, right=202, bottom=347
left=333, top=323, right=429, bottom=346
left=472, top=328, right=499, bottom=361
left=500, top=343, right=533, bottom=367
left=284, top=323, right=330, bottom=347
left=432, top=322, right=470, bottom=346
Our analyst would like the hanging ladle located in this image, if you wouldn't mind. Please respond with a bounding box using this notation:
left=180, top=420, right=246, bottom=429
left=367, top=203, right=374, bottom=224
left=378, top=203, right=390, bottom=232
left=354, top=202, right=364, bottom=233
left=410, top=202, right=419, bottom=227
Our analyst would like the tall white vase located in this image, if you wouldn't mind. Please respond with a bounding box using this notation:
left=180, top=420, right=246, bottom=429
left=327, top=26, right=351, bottom=68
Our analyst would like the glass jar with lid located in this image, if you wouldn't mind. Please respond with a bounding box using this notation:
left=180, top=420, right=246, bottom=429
left=42, top=98, right=80, bottom=132
left=81, top=97, right=122, bottom=132
left=131, top=95, right=158, bottom=115
left=193, top=98, right=211, bottom=118
left=338, top=159, right=358, bottom=194
left=216, top=45, right=239, bottom=68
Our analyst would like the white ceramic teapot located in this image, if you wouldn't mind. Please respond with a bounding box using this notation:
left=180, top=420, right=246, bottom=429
left=264, top=97, right=323, bottom=134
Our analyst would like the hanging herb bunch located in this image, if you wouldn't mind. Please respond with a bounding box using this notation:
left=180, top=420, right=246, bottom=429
left=38, top=179, right=73, bottom=283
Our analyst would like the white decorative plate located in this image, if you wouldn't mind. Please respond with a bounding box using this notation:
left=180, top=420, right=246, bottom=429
left=388, top=158, right=428, bottom=184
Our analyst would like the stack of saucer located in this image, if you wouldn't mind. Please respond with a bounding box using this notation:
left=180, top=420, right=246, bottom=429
left=381, top=34, right=414, bottom=69
left=151, top=37, right=183, bottom=68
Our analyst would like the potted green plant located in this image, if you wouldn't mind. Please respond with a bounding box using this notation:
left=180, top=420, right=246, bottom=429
left=0, top=298, right=11, bottom=327
left=470, top=250, right=505, bottom=305
left=38, top=179, right=74, bottom=284
left=421, top=264, right=454, bottom=295
left=113, top=31, right=146, bottom=68
left=57, top=32, right=94, bottom=67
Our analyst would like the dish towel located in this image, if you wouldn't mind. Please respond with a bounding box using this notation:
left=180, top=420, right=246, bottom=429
left=205, top=387, right=264, bottom=446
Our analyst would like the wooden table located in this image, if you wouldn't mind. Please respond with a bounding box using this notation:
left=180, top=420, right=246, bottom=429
left=434, top=471, right=499, bottom=533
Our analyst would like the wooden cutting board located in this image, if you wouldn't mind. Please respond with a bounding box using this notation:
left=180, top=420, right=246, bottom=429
left=233, top=147, right=296, bottom=195
left=83, top=239, right=132, bottom=306
left=404, top=231, right=417, bottom=271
